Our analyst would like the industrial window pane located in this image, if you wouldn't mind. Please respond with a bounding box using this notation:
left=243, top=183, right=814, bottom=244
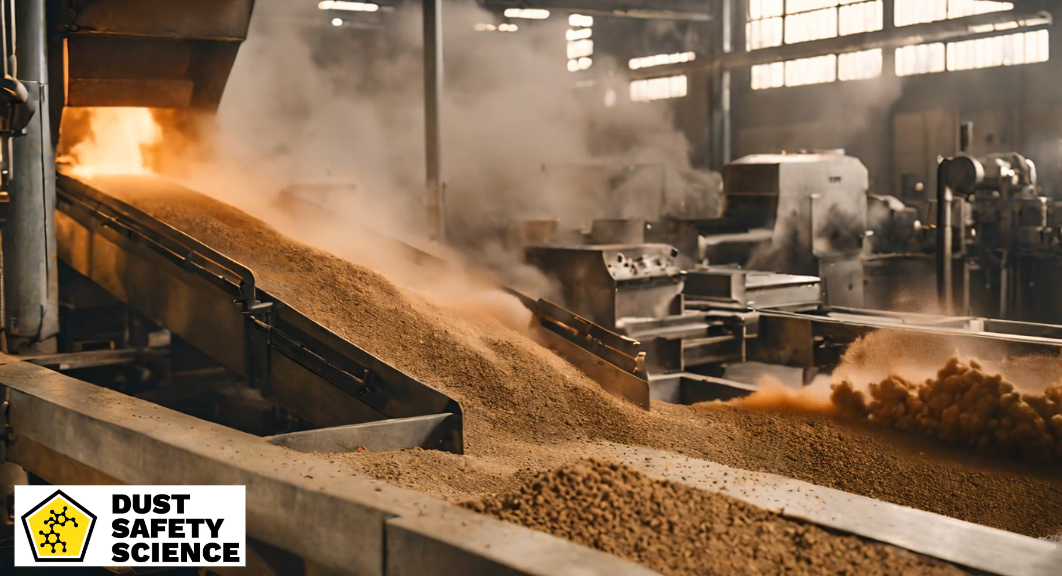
left=630, top=75, right=688, bottom=102
left=839, top=1, right=883, bottom=35
left=895, top=43, right=946, bottom=75
left=751, top=61, right=786, bottom=89
left=567, top=39, right=593, bottom=59
left=895, top=0, right=1012, bottom=27
left=747, top=17, right=784, bottom=50
left=948, top=0, right=1013, bottom=19
left=947, top=29, right=1049, bottom=71
left=785, top=8, right=838, bottom=44
left=749, top=0, right=785, bottom=20
left=894, top=0, right=946, bottom=27
left=786, top=0, right=837, bottom=14
left=1026, top=28, right=1051, bottom=63
left=628, top=52, right=696, bottom=70
left=785, top=54, right=837, bottom=86
left=839, top=48, right=882, bottom=80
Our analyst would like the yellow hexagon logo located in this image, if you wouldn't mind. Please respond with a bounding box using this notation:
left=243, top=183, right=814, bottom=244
left=21, top=490, right=97, bottom=562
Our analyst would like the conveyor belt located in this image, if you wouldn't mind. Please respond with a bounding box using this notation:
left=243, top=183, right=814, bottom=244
left=54, top=174, right=463, bottom=452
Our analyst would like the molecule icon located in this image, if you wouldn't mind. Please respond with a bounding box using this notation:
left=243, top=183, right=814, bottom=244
left=38, top=507, right=77, bottom=553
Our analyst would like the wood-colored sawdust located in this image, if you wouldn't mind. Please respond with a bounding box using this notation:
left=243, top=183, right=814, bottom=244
left=465, top=459, right=974, bottom=576
left=93, top=175, right=1062, bottom=540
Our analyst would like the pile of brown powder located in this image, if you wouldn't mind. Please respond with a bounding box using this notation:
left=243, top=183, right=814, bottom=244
left=464, top=459, right=973, bottom=576
left=832, top=357, right=1062, bottom=463
left=89, top=175, right=1062, bottom=538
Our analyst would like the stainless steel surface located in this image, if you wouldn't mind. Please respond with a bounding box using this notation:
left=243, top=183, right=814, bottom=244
left=647, top=372, right=754, bottom=404
left=684, top=269, right=821, bottom=309
left=754, top=308, right=1062, bottom=369
left=611, top=445, right=1061, bottom=576
left=0, top=358, right=655, bottom=576
left=266, top=414, right=457, bottom=453
left=526, top=244, right=684, bottom=330
left=724, top=152, right=869, bottom=264
left=4, top=0, right=58, bottom=351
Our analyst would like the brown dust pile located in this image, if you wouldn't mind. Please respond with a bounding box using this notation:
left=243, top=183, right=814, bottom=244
left=86, top=175, right=1062, bottom=539
left=833, top=357, right=1062, bottom=463
left=464, top=459, right=972, bottom=576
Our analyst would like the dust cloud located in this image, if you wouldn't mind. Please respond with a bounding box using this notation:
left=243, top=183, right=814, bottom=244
left=166, top=0, right=707, bottom=299
left=58, top=0, right=716, bottom=323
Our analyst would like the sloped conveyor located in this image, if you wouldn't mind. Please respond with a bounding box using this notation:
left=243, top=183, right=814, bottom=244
left=54, top=174, right=463, bottom=453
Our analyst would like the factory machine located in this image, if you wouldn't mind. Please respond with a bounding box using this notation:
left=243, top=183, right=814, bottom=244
left=516, top=148, right=1062, bottom=404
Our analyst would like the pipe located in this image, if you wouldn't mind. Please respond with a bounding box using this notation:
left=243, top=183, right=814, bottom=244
left=2, top=0, right=57, bottom=352
left=936, top=159, right=953, bottom=314
left=423, top=0, right=444, bottom=242
left=960, top=121, right=973, bottom=153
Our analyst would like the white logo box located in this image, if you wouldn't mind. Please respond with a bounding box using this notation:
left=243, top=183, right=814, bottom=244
left=15, top=485, right=246, bottom=567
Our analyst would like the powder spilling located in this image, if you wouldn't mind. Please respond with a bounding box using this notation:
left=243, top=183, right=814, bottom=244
left=83, top=175, right=1062, bottom=538
left=732, top=376, right=835, bottom=415
left=832, top=357, right=1062, bottom=463
left=464, top=459, right=972, bottom=576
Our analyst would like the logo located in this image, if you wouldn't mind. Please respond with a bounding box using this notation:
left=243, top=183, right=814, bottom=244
left=15, top=485, right=245, bottom=567
left=21, top=490, right=97, bottom=562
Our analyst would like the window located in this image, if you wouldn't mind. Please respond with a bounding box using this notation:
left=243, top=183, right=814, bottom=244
left=504, top=8, right=549, bottom=19
left=785, top=54, right=837, bottom=86
left=947, top=29, right=1049, bottom=70
left=894, top=0, right=1012, bottom=27
left=896, top=43, right=947, bottom=75
left=630, top=75, right=688, bottom=102
left=785, top=8, right=838, bottom=44
left=747, top=16, right=784, bottom=50
left=628, top=52, right=696, bottom=70
left=839, top=1, right=883, bottom=35
left=749, top=0, right=882, bottom=87
left=748, top=0, right=881, bottom=51
left=751, top=62, right=785, bottom=89
left=839, top=48, right=882, bottom=80
left=895, top=29, right=1048, bottom=74
left=567, top=14, right=593, bottom=72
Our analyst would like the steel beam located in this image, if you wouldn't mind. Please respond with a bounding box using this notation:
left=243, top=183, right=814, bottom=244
left=423, top=0, right=444, bottom=242
left=266, top=414, right=458, bottom=453
left=0, top=359, right=656, bottom=576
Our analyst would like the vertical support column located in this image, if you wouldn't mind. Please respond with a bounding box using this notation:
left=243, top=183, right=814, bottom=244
left=3, top=0, right=57, bottom=353
left=423, top=0, right=444, bottom=242
left=709, top=0, right=736, bottom=171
